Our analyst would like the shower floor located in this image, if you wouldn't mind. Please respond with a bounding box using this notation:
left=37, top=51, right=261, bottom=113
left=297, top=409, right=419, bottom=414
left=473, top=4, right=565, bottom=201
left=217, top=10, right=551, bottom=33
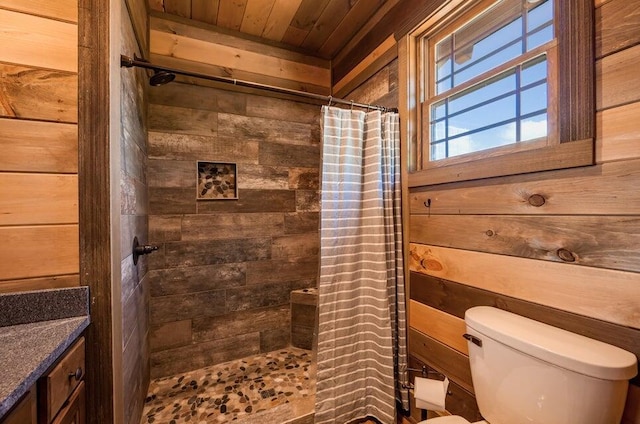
left=140, top=347, right=316, bottom=424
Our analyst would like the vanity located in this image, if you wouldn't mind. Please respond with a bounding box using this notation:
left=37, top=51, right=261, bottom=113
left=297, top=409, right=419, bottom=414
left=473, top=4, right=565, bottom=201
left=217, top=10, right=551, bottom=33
left=0, top=288, right=90, bottom=424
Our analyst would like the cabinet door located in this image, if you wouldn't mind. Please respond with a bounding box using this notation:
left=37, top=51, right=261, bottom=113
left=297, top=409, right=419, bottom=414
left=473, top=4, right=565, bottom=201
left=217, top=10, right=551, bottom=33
left=0, top=386, right=37, bottom=424
left=51, top=381, right=85, bottom=424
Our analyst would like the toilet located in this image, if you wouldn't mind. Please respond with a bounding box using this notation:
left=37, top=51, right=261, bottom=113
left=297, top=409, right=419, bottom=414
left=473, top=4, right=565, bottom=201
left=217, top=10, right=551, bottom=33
left=420, top=306, right=638, bottom=424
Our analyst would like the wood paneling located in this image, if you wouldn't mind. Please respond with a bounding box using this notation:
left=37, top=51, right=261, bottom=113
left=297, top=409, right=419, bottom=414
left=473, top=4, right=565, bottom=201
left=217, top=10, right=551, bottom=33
left=596, top=43, right=640, bottom=111
left=409, top=301, right=468, bottom=355
left=411, top=215, right=640, bottom=273
left=0, top=0, right=77, bottom=22
left=409, top=243, right=640, bottom=329
left=0, top=174, right=78, bottom=225
left=410, top=158, right=640, bottom=215
left=595, top=0, right=640, bottom=58
left=0, top=225, right=79, bottom=280
left=0, top=9, right=77, bottom=72
left=596, top=101, right=640, bottom=163
left=0, top=1, right=79, bottom=293
left=0, top=64, right=78, bottom=123
left=0, top=119, right=77, bottom=173
left=410, top=272, right=640, bottom=366
left=149, top=14, right=330, bottom=94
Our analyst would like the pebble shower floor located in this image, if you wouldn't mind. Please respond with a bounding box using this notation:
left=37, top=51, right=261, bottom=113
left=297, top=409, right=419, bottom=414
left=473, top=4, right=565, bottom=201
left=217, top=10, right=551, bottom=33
left=141, top=347, right=316, bottom=424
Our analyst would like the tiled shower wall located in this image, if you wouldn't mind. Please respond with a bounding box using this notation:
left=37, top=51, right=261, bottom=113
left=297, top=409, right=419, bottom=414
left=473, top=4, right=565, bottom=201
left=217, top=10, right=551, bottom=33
left=147, top=82, right=321, bottom=378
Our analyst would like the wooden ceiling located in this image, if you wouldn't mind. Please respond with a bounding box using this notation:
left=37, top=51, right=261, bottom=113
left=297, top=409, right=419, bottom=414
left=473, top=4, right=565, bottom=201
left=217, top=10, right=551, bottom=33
left=148, top=0, right=389, bottom=59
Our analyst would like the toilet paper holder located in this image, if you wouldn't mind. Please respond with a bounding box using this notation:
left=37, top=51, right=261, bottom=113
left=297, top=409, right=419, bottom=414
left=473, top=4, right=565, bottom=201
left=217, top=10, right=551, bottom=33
left=403, top=366, right=452, bottom=395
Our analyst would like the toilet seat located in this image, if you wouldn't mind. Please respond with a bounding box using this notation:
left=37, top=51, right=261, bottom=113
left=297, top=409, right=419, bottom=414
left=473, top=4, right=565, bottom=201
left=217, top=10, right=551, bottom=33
left=418, top=416, right=487, bottom=424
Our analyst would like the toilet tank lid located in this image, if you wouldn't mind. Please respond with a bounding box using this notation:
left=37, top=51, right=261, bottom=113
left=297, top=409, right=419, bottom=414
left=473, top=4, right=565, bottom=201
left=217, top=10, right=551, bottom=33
left=465, top=307, right=638, bottom=380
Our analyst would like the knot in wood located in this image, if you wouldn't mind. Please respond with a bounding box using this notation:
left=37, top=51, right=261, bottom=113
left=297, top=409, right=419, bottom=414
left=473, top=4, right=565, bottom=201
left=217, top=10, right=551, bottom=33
left=528, top=194, right=546, bottom=207
left=556, top=248, right=576, bottom=262
left=485, top=230, right=494, bottom=237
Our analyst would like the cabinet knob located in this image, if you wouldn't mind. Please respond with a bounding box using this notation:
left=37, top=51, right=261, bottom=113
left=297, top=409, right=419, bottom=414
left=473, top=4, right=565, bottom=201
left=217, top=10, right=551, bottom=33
left=69, top=367, right=83, bottom=381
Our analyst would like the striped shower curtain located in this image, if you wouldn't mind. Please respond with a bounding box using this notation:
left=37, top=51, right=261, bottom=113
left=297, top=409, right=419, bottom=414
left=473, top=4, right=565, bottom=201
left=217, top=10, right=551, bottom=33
left=315, top=106, right=408, bottom=424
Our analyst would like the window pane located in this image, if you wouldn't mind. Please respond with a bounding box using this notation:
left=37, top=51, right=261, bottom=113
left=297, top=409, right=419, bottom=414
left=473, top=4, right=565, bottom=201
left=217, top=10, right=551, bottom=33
left=521, top=55, right=547, bottom=85
left=527, top=0, right=553, bottom=32
left=437, top=76, right=452, bottom=94
left=431, top=119, right=447, bottom=141
left=436, top=35, right=452, bottom=61
left=521, top=82, right=547, bottom=115
left=432, top=101, right=447, bottom=120
left=449, top=71, right=516, bottom=114
left=431, top=142, right=447, bottom=160
left=454, top=43, right=521, bottom=87
left=527, top=25, right=554, bottom=51
left=521, top=113, right=547, bottom=141
left=455, top=18, right=522, bottom=71
left=448, top=123, right=516, bottom=158
left=449, top=95, right=516, bottom=135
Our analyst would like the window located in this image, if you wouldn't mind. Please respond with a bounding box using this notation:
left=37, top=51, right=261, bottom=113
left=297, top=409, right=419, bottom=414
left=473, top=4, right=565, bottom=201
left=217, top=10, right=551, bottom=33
left=400, top=0, right=594, bottom=185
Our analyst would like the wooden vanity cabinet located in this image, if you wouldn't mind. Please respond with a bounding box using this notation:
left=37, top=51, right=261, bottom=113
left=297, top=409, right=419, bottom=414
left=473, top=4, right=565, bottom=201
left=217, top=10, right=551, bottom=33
left=38, top=337, right=86, bottom=424
left=0, top=386, right=37, bottom=424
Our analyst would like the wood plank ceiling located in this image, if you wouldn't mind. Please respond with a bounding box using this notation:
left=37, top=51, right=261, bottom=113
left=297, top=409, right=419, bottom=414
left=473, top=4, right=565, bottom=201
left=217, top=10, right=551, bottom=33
left=148, top=0, right=389, bottom=59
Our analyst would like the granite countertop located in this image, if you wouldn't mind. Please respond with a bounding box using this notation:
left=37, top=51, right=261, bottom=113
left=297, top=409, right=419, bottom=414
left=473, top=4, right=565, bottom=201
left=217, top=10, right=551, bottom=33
left=0, top=287, right=90, bottom=418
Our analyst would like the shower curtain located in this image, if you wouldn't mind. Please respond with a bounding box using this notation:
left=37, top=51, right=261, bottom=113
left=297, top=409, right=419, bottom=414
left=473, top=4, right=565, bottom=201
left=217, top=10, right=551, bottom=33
left=315, top=106, right=408, bottom=424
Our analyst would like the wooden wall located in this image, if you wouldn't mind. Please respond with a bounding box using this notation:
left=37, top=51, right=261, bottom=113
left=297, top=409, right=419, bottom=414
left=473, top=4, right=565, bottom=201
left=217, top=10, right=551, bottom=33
left=149, top=12, right=331, bottom=95
left=146, top=78, right=321, bottom=378
left=120, top=0, right=151, bottom=423
left=339, top=0, right=640, bottom=422
left=0, top=1, right=79, bottom=292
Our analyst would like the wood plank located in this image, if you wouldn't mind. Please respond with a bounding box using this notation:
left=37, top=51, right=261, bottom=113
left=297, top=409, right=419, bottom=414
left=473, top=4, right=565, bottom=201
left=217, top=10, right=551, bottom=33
left=409, top=300, right=468, bottom=355
left=218, top=112, right=317, bottom=146
left=596, top=43, right=640, bottom=111
left=164, top=0, right=190, bottom=17
left=191, top=0, right=219, bottom=25
left=408, top=328, right=473, bottom=393
left=0, top=118, right=77, bottom=173
left=280, top=25, right=308, bottom=47
left=300, top=0, right=354, bottom=52
left=288, top=0, right=330, bottom=31
left=148, top=263, right=245, bottom=297
left=150, top=29, right=330, bottom=88
left=595, top=0, right=640, bottom=58
left=240, top=0, right=275, bottom=37
left=217, top=0, right=248, bottom=31
left=343, top=62, right=391, bottom=105
left=408, top=243, right=640, bottom=329
left=148, top=131, right=259, bottom=163
left=0, top=64, right=78, bottom=123
left=333, top=35, right=396, bottom=96
left=596, top=101, right=640, bottom=163
left=150, top=52, right=329, bottom=95
left=150, top=14, right=330, bottom=68
left=148, top=104, right=217, bottom=136
left=410, top=215, right=640, bottom=273
left=0, top=0, right=77, bottom=22
left=261, top=0, right=303, bottom=42
left=410, top=272, right=640, bottom=363
left=318, top=0, right=388, bottom=58
left=0, top=225, right=79, bottom=280
left=0, top=9, right=77, bottom=72
left=0, top=174, right=78, bottom=225
left=0, top=274, right=79, bottom=294
left=181, top=213, right=284, bottom=240
left=78, top=0, right=115, bottom=421
left=409, top=158, right=640, bottom=215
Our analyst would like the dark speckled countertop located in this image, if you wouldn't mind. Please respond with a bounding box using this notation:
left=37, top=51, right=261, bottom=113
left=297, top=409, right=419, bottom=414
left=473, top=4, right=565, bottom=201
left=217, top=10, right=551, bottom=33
left=0, top=287, right=90, bottom=418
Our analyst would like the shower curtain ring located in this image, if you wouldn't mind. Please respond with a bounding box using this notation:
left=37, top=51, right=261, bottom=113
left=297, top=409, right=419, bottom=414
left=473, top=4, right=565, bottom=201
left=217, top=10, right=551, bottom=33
left=328, top=96, right=333, bottom=107
left=350, top=100, right=354, bottom=110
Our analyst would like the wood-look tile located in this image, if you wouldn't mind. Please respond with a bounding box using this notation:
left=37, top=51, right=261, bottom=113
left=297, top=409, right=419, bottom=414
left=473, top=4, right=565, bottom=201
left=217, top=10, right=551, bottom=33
left=149, top=262, right=246, bottom=296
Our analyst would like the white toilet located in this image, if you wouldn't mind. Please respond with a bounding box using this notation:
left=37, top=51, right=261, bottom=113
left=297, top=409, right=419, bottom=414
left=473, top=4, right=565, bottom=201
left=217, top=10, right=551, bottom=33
left=420, top=306, right=638, bottom=424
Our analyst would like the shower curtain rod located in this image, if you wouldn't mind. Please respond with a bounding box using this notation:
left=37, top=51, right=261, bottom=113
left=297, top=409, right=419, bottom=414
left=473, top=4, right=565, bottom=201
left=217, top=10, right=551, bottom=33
left=120, top=55, right=398, bottom=113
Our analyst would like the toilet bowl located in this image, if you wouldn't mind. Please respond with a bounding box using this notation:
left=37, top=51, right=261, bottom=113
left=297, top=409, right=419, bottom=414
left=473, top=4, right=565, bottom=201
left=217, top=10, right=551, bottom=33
left=414, top=307, right=637, bottom=424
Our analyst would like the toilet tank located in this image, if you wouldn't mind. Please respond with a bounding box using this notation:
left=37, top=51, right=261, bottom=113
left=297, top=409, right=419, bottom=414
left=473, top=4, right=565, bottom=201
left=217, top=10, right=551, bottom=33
left=464, top=307, right=637, bottom=424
